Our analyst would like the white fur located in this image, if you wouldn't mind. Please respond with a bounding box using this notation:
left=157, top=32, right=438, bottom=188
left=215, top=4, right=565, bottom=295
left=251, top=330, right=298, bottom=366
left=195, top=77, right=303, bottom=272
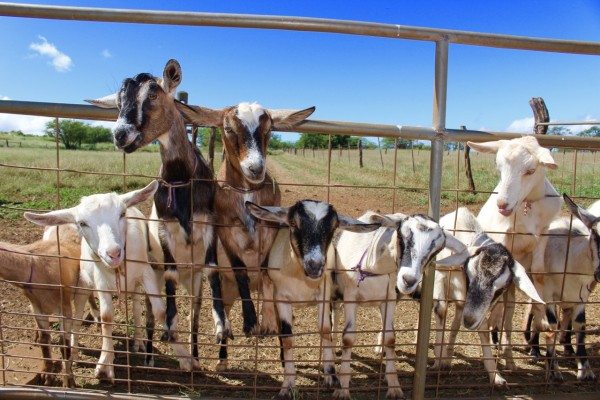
left=236, top=102, right=264, bottom=133
left=303, top=200, right=330, bottom=221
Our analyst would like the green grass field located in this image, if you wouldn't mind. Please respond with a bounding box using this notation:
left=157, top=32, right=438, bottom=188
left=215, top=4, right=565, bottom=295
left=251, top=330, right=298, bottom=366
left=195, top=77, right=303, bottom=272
left=1, top=134, right=599, bottom=220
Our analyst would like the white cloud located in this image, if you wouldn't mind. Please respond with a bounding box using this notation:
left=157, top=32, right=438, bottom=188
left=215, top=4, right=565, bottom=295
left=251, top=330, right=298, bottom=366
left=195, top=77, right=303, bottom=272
left=0, top=97, right=52, bottom=135
left=29, top=36, right=73, bottom=72
left=507, top=115, right=599, bottom=135
left=101, top=49, right=112, bottom=58
left=507, top=117, right=534, bottom=133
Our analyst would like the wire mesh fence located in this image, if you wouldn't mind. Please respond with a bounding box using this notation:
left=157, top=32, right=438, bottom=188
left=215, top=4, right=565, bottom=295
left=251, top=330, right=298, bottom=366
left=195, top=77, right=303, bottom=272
left=1, top=3, right=600, bottom=400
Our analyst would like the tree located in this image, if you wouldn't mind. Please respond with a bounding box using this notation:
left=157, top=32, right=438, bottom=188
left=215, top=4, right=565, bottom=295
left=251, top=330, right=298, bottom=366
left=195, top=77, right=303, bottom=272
left=295, top=133, right=329, bottom=149
left=548, top=126, right=572, bottom=136
left=268, top=134, right=293, bottom=150
left=577, top=126, right=600, bottom=138
left=45, top=120, right=112, bottom=149
left=382, top=137, right=412, bottom=149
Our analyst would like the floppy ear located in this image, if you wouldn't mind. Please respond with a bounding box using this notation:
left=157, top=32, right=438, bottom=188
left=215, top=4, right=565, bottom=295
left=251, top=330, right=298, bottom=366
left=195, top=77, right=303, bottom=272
left=536, top=146, right=558, bottom=170
left=85, top=93, right=118, bottom=109
left=443, top=232, right=468, bottom=254
left=512, top=261, right=544, bottom=304
left=175, top=101, right=224, bottom=127
left=368, top=213, right=403, bottom=228
left=466, top=140, right=503, bottom=154
left=563, top=194, right=600, bottom=229
left=338, top=214, right=381, bottom=233
left=161, top=59, right=182, bottom=96
left=270, top=107, right=315, bottom=130
left=245, top=202, right=288, bottom=225
left=120, top=180, right=159, bottom=208
left=24, top=208, right=77, bottom=226
left=436, top=245, right=478, bottom=267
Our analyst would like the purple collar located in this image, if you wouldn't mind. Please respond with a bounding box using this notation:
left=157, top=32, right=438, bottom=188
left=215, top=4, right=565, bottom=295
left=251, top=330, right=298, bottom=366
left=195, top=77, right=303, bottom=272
left=352, top=248, right=380, bottom=286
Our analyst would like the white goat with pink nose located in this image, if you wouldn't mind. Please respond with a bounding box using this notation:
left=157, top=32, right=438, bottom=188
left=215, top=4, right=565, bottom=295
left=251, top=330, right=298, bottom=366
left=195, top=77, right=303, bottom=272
left=25, top=181, right=186, bottom=383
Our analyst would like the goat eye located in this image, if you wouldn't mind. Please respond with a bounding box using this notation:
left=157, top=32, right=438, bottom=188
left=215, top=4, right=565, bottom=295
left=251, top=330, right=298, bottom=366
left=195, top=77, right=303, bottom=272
left=524, top=168, right=536, bottom=176
left=120, top=212, right=126, bottom=219
left=289, top=220, right=296, bottom=228
left=79, top=221, right=88, bottom=228
left=148, top=93, right=157, bottom=100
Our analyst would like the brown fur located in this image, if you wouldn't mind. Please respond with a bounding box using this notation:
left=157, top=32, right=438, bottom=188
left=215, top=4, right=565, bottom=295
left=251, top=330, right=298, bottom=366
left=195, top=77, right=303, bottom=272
left=0, top=237, right=82, bottom=387
left=216, top=108, right=281, bottom=334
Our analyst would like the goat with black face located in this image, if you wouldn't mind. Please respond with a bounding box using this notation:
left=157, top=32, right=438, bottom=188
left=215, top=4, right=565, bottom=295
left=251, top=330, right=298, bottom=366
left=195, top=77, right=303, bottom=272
left=246, top=200, right=379, bottom=400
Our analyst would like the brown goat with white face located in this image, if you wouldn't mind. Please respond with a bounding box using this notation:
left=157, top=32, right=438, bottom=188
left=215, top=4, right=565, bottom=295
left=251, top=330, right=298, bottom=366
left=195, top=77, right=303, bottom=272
left=177, top=101, right=314, bottom=369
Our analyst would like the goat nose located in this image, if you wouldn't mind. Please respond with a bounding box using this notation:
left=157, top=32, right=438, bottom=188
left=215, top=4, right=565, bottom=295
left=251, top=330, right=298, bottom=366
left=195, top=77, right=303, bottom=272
left=463, top=315, right=477, bottom=330
left=497, top=199, right=508, bottom=209
left=114, top=128, right=127, bottom=143
left=402, top=275, right=416, bottom=288
left=248, top=163, right=263, bottom=176
left=305, top=259, right=324, bottom=278
left=106, top=247, right=122, bottom=260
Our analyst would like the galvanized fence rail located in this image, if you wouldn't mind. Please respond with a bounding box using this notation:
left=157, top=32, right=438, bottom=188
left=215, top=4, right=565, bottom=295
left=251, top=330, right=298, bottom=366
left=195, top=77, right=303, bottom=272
left=0, top=3, right=599, bottom=400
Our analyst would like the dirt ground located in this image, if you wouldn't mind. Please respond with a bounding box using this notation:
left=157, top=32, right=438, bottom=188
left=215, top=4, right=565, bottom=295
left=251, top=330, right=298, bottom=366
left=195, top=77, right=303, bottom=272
left=1, top=158, right=599, bottom=399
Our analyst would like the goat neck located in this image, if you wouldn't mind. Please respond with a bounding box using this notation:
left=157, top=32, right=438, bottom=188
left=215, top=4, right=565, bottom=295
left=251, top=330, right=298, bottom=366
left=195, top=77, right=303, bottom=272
left=157, top=113, right=197, bottom=182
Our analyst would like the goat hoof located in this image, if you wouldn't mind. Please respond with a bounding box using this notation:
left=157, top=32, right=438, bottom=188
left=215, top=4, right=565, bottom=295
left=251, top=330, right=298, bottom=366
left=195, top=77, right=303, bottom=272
left=145, top=355, right=155, bottom=367
left=323, top=373, right=339, bottom=388
left=333, top=388, right=350, bottom=399
left=529, top=348, right=543, bottom=362
left=133, top=339, right=145, bottom=353
left=386, top=387, right=405, bottom=399
left=429, top=361, right=451, bottom=371
left=95, top=368, right=115, bottom=385
left=547, top=370, right=564, bottom=383
left=275, top=390, right=292, bottom=400
left=577, top=365, right=595, bottom=381
left=62, top=376, right=76, bottom=388
left=493, top=375, right=508, bottom=388
left=215, top=359, right=228, bottom=372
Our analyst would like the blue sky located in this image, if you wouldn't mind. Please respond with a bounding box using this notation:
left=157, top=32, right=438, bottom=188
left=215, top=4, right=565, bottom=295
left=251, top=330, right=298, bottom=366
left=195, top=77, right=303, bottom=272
left=1, top=0, right=599, bottom=141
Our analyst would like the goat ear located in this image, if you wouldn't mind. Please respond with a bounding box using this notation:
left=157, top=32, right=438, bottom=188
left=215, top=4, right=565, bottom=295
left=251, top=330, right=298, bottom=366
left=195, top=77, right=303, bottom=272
left=512, top=260, right=544, bottom=304
left=161, top=59, right=182, bottom=96
left=338, top=214, right=381, bottom=233
left=435, top=251, right=470, bottom=267
left=24, top=209, right=76, bottom=226
left=536, top=146, right=558, bottom=170
left=245, top=202, right=288, bottom=225
left=175, top=101, right=224, bottom=127
left=443, top=232, right=468, bottom=254
left=120, top=180, right=159, bottom=208
left=563, top=193, right=600, bottom=229
left=85, top=93, right=118, bottom=109
left=367, top=213, right=403, bottom=228
left=466, top=140, right=504, bottom=154
left=270, top=107, right=315, bottom=130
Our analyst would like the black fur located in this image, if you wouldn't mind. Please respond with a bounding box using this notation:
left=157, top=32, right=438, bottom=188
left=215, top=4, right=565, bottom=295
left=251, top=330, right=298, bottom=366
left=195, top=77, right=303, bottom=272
left=145, top=296, right=155, bottom=365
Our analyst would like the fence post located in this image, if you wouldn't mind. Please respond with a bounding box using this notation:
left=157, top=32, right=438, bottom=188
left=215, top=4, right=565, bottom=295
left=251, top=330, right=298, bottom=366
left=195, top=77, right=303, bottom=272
left=358, top=139, right=363, bottom=168
left=208, top=127, right=216, bottom=173
left=413, top=39, right=448, bottom=400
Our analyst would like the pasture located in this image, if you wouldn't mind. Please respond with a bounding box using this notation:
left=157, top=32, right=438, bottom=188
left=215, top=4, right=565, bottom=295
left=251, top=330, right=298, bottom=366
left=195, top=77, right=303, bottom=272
left=1, top=141, right=599, bottom=399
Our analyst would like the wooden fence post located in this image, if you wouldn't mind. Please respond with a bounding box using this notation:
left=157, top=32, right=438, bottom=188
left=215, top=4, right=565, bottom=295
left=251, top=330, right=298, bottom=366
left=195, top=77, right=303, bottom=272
left=358, top=139, right=363, bottom=168
left=529, top=97, right=549, bottom=135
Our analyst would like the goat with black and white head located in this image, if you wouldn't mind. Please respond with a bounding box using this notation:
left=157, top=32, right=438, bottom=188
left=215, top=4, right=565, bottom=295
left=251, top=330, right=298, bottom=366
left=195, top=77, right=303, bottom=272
left=331, top=211, right=468, bottom=399
left=87, top=59, right=216, bottom=370
left=246, top=200, right=379, bottom=400
left=433, top=207, right=544, bottom=386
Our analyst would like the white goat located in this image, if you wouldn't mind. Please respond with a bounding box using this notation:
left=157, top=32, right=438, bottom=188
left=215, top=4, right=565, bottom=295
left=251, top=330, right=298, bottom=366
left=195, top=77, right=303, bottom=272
left=331, top=211, right=468, bottom=400
left=432, top=207, right=544, bottom=386
left=525, top=194, right=599, bottom=381
left=467, top=136, right=561, bottom=367
left=246, top=200, right=380, bottom=400
left=25, top=181, right=187, bottom=383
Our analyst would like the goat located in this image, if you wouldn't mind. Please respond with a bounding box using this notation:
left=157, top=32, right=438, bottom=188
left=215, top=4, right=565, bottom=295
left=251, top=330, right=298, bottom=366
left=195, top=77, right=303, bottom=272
left=24, top=181, right=183, bottom=383
left=246, top=200, right=380, bottom=399
left=524, top=194, right=599, bottom=381
left=0, top=233, right=85, bottom=387
left=87, top=59, right=217, bottom=369
left=176, top=101, right=314, bottom=364
left=331, top=211, right=468, bottom=400
left=432, top=207, right=544, bottom=386
left=467, top=136, right=561, bottom=370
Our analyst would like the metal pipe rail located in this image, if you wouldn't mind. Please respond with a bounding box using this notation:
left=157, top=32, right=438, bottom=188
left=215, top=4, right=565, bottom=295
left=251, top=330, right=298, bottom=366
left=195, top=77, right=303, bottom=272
left=1, top=100, right=600, bottom=150
left=1, top=2, right=600, bottom=55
